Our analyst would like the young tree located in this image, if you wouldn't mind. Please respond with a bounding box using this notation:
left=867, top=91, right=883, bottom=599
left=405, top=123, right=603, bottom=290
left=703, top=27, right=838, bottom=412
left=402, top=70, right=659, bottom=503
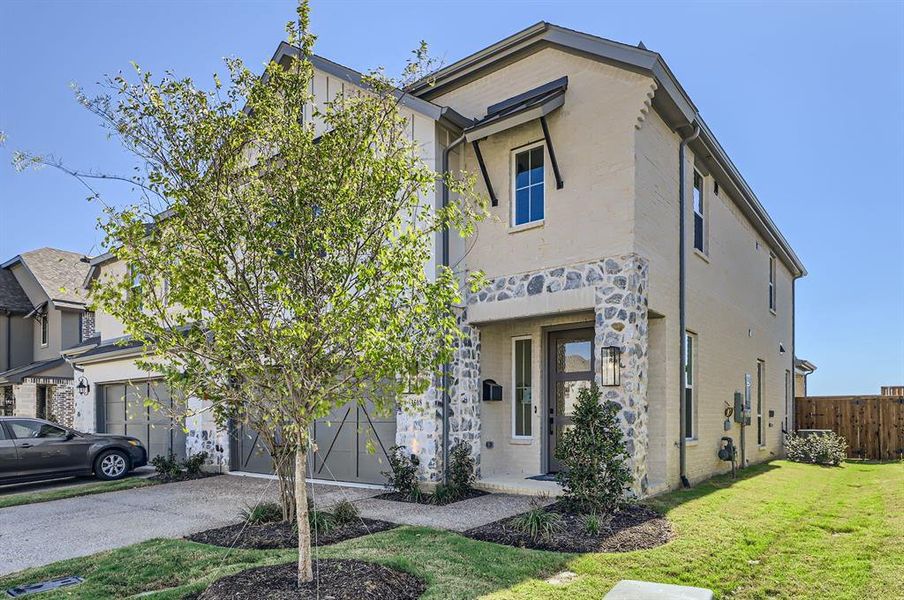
left=16, top=1, right=484, bottom=584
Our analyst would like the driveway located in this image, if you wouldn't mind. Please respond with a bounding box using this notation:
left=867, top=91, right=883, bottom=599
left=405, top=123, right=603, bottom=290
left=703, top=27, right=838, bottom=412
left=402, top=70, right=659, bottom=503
left=0, top=474, right=379, bottom=576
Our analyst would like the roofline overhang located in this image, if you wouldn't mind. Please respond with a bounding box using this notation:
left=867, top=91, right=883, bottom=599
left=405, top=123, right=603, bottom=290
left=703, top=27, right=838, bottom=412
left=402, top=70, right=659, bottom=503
left=408, top=22, right=806, bottom=278
left=72, top=343, right=146, bottom=366
left=270, top=42, right=471, bottom=129
left=0, top=256, right=23, bottom=270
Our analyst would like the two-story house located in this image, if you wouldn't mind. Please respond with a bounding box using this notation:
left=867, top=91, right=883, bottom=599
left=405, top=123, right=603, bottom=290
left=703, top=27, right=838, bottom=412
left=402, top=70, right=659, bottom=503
left=0, top=248, right=93, bottom=425
left=70, top=23, right=805, bottom=497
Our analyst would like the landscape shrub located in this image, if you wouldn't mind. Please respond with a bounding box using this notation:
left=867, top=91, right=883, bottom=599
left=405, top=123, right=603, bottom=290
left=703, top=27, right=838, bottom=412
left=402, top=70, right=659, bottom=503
left=240, top=502, right=283, bottom=524
left=785, top=431, right=847, bottom=466
left=555, top=384, right=632, bottom=515
left=511, top=496, right=562, bottom=541
left=150, top=452, right=181, bottom=478
left=183, top=451, right=209, bottom=476
left=447, top=440, right=476, bottom=498
left=382, top=444, right=420, bottom=498
left=331, top=500, right=360, bottom=525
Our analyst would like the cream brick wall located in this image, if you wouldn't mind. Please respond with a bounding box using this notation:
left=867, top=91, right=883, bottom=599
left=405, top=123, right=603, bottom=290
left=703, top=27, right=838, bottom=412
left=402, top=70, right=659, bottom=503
left=635, top=109, right=795, bottom=488
left=436, top=47, right=655, bottom=280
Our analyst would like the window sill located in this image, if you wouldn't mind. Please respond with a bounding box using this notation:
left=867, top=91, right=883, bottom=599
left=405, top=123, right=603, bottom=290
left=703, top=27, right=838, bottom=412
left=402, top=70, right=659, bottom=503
left=693, top=248, right=710, bottom=263
left=509, top=220, right=544, bottom=234
left=770, top=309, right=777, bottom=317
left=510, top=437, right=533, bottom=445
left=684, top=437, right=699, bottom=446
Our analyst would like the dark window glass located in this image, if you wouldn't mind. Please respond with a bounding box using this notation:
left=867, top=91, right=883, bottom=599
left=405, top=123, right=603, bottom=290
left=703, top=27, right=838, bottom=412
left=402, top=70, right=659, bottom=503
left=7, top=420, right=67, bottom=439
left=514, top=339, right=532, bottom=437
left=693, top=171, right=705, bottom=252
left=684, top=388, right=694, bottom=436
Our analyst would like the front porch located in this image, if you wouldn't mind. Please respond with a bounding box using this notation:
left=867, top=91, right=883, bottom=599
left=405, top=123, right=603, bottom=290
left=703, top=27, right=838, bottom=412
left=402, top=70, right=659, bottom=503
left=475, top=472, right=563, bottom=497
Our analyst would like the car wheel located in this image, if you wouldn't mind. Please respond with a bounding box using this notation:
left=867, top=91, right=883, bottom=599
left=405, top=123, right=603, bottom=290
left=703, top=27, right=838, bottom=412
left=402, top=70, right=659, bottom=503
left=95, top=450, right=130, bottom=481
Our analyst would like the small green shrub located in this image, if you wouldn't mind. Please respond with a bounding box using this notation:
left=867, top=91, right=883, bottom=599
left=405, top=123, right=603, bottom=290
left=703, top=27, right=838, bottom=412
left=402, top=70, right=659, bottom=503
left=431, top=484, right=455, bottom=505
left=150, top=452, right=181, bottom=478
left=555, top=384, right=632, bottom=515
left=240, top=501, right=283, bottom=524
left=511, top=496, right=562, bottom=540
left=382, top=444, right=420, bottom=497
left=583, top=513, right=608, bottom=535
left=308, top=508, right=335, bottom=533
left=447, top=440, right=476, bottom=498
left=183, top=451, right=209, bottom=476
left=331, top=500, right=359, bottom=525
left=785, top=431, right=847, bottom=466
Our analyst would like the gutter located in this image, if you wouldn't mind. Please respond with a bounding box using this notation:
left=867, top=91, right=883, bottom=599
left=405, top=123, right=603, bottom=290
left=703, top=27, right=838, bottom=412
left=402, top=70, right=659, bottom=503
left=678, top=122, right=700, bottom=489
left=440, top=133, right=468, bottom=485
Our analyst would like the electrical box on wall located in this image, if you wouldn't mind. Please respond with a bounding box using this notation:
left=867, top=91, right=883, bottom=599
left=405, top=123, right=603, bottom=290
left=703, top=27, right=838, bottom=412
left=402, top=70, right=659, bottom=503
left=482, top=379, right=502, bottom=402
left=733, top=391, right=750, bottom=426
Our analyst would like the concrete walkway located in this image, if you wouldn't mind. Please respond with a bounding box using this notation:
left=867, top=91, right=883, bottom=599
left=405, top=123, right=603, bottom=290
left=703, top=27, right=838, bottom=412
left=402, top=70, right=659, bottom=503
left=0, top=474, right=541, bottom=577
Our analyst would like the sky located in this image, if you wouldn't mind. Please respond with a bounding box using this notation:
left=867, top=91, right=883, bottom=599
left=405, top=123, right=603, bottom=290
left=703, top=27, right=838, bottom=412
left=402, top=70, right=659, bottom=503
left=1, top=0, right=902, bottom=395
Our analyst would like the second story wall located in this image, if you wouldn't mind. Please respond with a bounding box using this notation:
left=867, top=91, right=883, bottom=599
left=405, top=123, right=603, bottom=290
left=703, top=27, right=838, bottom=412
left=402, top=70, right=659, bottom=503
left=435, top=47, right=657, bottom=279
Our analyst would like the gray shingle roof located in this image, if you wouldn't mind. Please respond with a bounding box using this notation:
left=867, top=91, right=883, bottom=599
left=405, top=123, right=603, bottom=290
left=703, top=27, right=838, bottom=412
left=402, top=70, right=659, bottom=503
left=0, top=268, right=33, bottom=313
left=17, top=248, right=91, bottom=305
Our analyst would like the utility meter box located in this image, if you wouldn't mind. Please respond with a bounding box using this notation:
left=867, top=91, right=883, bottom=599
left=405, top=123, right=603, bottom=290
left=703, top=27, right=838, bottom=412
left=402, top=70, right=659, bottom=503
left=733, top=391, right=750, bottom=426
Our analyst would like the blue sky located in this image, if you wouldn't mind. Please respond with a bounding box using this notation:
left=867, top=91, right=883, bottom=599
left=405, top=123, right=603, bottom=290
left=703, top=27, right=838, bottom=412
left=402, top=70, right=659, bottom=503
left=1, top=1, right=902, bottom=395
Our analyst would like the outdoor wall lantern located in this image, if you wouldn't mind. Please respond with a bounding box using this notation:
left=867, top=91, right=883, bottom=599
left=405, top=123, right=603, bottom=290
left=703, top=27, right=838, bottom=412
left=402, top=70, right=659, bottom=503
left=600, top=347, right=622, bottom=386
left=76, top=376, right=90, bottom=395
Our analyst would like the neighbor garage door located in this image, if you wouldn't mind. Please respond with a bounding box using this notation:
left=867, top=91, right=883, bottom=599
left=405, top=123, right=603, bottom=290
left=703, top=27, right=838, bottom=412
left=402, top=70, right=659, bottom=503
left=101, top=381, right=186, bottom=461
left=232, top=400, right=396, bottom=485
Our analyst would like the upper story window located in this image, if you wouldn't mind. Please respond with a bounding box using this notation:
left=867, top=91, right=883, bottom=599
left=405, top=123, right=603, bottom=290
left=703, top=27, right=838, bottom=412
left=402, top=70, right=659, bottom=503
left=693, top=171, right=705, bottom=252
left=768, top=254, right=776, bottom=312
left=513, top=144, right=545, bottom=227
left=40, top=315, right=48, bottom=347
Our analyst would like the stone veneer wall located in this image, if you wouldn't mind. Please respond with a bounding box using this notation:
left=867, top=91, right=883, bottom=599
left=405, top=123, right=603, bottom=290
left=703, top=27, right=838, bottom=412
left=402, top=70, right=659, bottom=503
left=457, top=253, right=651, bottom=496
left=185, top=396, right=230, bottom=472
left=47, top=382, right=76, bottom=428
left=80, top=311, right=96, bottom=341
left=396, top=253, right=650, bottom=494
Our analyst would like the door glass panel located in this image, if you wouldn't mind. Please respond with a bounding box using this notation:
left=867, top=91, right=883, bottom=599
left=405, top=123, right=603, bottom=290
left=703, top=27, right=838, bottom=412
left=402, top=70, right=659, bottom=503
left=556, top=380, right=591, bottom=417
left=556, top=339, right=592, bottom=373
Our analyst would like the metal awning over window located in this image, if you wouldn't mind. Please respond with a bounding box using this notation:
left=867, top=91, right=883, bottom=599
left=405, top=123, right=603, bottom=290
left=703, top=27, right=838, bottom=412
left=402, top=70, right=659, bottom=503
left=464, top=76, right=567, bottom=205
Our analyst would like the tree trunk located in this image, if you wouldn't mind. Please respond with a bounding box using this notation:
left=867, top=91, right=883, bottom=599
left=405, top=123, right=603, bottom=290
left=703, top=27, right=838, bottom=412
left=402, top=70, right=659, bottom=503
left=295, top=445, right=313, bottom=584
left=275, top=446, right=297, bottom=522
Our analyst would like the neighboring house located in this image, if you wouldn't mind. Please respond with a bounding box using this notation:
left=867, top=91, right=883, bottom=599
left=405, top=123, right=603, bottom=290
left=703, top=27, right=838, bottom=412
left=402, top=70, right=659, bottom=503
left=0, top=248, right=93, bottom=425
left=880, top=385, right=903, bottom=396
left=70, top=22, right=806, bottom=496
left=794, top=358, right=817, bottom=398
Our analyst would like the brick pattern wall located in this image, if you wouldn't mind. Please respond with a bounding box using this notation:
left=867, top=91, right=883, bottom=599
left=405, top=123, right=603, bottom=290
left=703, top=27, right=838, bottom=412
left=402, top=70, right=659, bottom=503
left=47, top=383, right=75, bottom=428
left=1, top=387, right=14, bottom=416
left=81, top=311, right=96, bottom=341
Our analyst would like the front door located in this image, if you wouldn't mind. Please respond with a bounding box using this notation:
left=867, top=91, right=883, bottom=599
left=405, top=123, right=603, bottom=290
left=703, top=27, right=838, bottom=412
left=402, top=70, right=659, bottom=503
left=547, top=328, right=595, bottom=472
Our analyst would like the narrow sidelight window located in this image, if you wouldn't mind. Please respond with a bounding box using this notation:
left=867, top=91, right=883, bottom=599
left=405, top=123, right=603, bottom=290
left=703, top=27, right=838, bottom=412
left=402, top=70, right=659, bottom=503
left=40, top=315, right=48, bottom=346
left=684, top=332, right=696, bottom=439
left=768, top=254, right=776, bottom=312
left=513, top=145, right=545, bottom=226
left=693, top=171, right=705, bottom=252
left=513, top=337, right=532, bottom=438
left=784, top=369, right=792, bottom=433
left=757, top=360, right=765, bottom=446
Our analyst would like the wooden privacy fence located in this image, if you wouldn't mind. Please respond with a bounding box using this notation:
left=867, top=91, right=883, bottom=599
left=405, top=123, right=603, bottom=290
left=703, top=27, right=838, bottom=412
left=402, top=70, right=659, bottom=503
left=795, top=395, right=904, bottom=460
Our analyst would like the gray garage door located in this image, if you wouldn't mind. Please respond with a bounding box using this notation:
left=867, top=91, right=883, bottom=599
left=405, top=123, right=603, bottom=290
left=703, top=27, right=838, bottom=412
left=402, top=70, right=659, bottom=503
left=101, top=381, right=186, bottom=461
left=232, top=401, right=396, bottom=485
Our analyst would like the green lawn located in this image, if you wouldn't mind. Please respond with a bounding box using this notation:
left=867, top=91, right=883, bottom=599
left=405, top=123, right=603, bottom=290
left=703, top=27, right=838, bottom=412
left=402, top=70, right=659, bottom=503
left=0, top=476, right=157, bottom=509
left=1, top=460, right=901, bottom=599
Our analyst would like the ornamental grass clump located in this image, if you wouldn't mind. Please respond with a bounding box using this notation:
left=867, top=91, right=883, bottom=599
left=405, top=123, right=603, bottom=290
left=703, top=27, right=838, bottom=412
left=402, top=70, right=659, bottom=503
left=555, top=384, right=632, bottom=515
left=511, top=497, right=562, bottom=541
left=785, top=431, right=847, bottom=466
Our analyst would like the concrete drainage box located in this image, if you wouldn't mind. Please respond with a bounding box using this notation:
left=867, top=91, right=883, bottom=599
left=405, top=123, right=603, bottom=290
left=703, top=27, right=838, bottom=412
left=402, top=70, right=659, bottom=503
left=6, top=576, right=84, bottom=597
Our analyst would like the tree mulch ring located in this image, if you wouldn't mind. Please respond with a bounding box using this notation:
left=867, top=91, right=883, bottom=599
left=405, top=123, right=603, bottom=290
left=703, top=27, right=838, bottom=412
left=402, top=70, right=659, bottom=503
left=186, top=517, right=398, bottom=549
left=197, top=559, right=425, bottom=600
left=374, top=488, right=488, bottom=506
left=463, top=502, right=675, bottom=553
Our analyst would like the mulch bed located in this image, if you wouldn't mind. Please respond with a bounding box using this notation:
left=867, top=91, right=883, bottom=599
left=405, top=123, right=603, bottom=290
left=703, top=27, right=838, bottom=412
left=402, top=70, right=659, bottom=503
left=463, top=502, right=675, bottom=553
left=197, top=559, right=425, bottom=600
left=374, top=488, right=487, bottom=506
left=186, top=517, right=398, bottom=549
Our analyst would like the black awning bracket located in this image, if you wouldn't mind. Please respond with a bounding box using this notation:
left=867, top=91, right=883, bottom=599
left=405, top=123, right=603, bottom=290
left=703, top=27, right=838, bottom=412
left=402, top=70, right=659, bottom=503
left=540, top=115, right=564, bottom=190
left=472, top=140, right=498, bottom=206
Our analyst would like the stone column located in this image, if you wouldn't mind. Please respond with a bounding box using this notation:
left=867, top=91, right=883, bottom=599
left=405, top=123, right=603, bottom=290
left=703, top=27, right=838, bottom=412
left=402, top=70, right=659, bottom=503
left=395, top=385, right=442, bottom=483
left=593, top=254, right=650, bottom=497
left=448, top=309, right=481, bottom=476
